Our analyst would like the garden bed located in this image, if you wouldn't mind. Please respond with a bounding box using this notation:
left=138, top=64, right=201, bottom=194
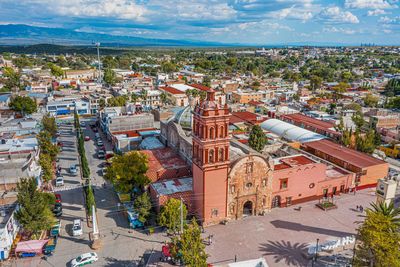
left=316, top=201, right=337, bottom=211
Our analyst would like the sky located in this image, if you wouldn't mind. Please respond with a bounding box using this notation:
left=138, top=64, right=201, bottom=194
left=0, top=0, right=399, bottom=45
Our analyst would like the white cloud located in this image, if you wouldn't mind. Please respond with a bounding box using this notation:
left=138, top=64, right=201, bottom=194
left=29, top=0, right=148, bottom=21
left=383, top=29, right=392, bottom=33
left=379, top=15, right=400, bottom=23
left=269, top=6, right=313, bottom=21
left=345, top=0, right=397, bottom=9
left=323, top=26, right=357, bottom=34
left=317, top=6, right=359, bottom=24
left=367, top=9, right=388, bottom=16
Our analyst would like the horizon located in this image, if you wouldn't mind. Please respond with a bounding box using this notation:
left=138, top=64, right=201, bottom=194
left=1, top=0, right=400, bottom=46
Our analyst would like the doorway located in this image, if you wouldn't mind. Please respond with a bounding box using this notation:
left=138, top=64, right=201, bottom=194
left=272, top=195, right=281, bottom=208
left=243, top=201, right=253, bottom=216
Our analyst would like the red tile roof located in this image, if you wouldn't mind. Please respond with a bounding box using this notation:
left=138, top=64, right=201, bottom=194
left=189, top=84, right=211, bottom=92
left=231, top=111, right=267, bottom=125
left=160, top=86, right=184, bottom=95
left=281, top=113, right=338, bottom=135
left=248, top=100, right=264, bottom=106
left=303, top=139, right=386, bottom=168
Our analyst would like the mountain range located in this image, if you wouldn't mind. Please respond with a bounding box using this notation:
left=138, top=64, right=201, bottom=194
left=0, top=24, right=229, bottom=47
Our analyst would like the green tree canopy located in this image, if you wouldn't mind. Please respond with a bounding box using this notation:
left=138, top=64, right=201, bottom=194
left=41, top=114, right=57, bottom=137
left=355, top=201, right=400, bottom=266
left=104, top=151, right=150, bottom=193
left=48, top=63, right=64, bottom=78
left=171, top=218, right=208, bottom=266
left=9, top=96, right=37, bottom=115
left=248, top=125, right=267, bottom=152
left=39, top=153, right=53, bottom=183
left=15, top=178, right=55, bottom=237
left=103, top=68, right=117, bottom=86
left=363, top=94, right=379, bottom=108
left=161, top=61, right=177, bottom=73
left=384, top=78, right=400, bottom=96
left=309, top=75, right=323, bottom=90
left=107, top=96, right=128, bottom=107
left=2, top=67, right=22, bottom=92
left=159, top=198, right=187, bottom=234
left=133, top=192, right=152, bottom=224
left=37, top=130, right=59, bottom=160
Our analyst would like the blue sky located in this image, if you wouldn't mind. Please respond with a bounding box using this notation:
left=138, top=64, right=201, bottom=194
left=1, top=0, right=399, bottom=45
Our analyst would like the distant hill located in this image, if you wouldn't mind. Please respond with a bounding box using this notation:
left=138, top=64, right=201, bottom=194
left=0, top=24, right=228, bottom=47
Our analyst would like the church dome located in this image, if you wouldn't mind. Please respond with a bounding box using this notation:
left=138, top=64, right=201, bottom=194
left=174, top=105, right=193, bottom=130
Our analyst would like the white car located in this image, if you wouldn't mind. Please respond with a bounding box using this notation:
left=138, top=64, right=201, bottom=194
left=71, top=252, right=98, bottom=267
left=55, top=176, right=64, bottom=187
left=72, top=219, right=83, bottom=236
left=97, top=139, right=104, bottom=146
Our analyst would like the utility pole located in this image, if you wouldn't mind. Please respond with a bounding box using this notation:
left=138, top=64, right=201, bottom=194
left=180, top=197, right=183, bottom=234
left=94, top=42, right=102, bottom=84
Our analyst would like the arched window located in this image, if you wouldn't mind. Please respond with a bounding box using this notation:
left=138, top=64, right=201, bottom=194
left=209, top=127, right=214, bottom=139
left=219, top=148, right=224, bottom=162
left=220, top=126, right=224, bottom=138
left=209, top=149, right=214, bottom=163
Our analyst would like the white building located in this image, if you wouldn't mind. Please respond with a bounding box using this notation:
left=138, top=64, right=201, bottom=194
left=46, top=97, right=90, bottom=116
left=0, top=205, right=19, bottom=260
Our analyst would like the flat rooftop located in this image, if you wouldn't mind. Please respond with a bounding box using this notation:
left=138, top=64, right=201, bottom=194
left=281, top=113, right=337, bottom=133
left=274, top=155, right=315, bottom=171
left=151, top=177, right=192, bottom=196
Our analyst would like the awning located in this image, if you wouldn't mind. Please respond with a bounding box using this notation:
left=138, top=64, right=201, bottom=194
left=15, top=240, right=49, bottom=254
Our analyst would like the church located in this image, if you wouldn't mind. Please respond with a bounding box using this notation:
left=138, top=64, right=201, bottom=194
left=149, top=88, right=356, bottom=226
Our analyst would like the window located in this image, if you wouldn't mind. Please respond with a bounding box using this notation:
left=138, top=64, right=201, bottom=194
left=220, top=126, right=224, bottom=138
left=246, top=182, right=253, bottom=189
left=280, top=179, right=288, bottom=190
left=208, top=149, right=214, bottom=163
left=211, top=208, right=218, bottom=217
left=286, top=197, right=292, bottom=206
left=219, top=148, right=224, bottom=162
left=246, top=162, right=253, bottom=174
left=209, top=127, right=214, bottom=139
left=231, top=185, right=235, bottom=194
left=262, top=179, right=267, bottom=187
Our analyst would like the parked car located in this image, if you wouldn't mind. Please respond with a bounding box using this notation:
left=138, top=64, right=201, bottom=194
left=94, top=133, right=100, bottom=139
left=93, top=127, right=98, bottom=133
left=53, top=203, right=63, bottom=217
left=55, top=176, right=64, bottom=187
left=84, top=136, right=90, bottom=141
left=97, top=150, right=105, bottom=159
left=97, top=140, right=104, bottom=146
left=71, top=252, right=98, bottom=267
left=69, top=164, right=78, bottom=175
left=54, top=193, right=61, bottom=203
left=80, top=122, right=85, bottom=127
left=72, top=219, right=83, bottom=236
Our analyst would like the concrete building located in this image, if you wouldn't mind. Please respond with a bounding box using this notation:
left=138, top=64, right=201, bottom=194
left=159, top=86, right=188, bottom=107
left=46, top=97, right=90, bottom=116
left=0, top=204, right=19, bottom=260
left=232, top=89, right=274, bottom=104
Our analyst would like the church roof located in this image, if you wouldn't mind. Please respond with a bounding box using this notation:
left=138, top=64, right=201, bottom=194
left=174, top=105, right=193, bottom=130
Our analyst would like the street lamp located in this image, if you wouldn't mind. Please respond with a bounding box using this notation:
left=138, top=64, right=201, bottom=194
left=312, top=238, right=319, bottom=267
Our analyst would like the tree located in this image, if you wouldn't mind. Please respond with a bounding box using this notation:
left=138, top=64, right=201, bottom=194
left=160, top=92, right=168, bottom=105
left=37, top=130, right=59, bottom=160
left=48, top=63, right=64, bottom=78
left=354, top=202, right=400, bottom=266
left=171, top=218, right=208, bottom=266
left=9, top=96, right=37, bottom=115
left=309, top=75, right=322, bottom=91
left=340, top=71, right=353, bottom=83
left=352, top=113, right=365, bottom=132
left=332, top=82, right=349, bottom=95
left=42, top=114, right=57, bottom=137
left=107, top=96, right=128, bottom=107
left=86, top=184, right=96, bottom=214
left=39, top=153, right=53, bottom=183
left=134, top=192, right=152, bottom=224
left=384, top=78, right=400, bottom=96
left=368, top=201, right=400, bottom=226
left=248, top=125, right=267, bottom=152
left=363, top=94, right=379, bottom=108
left=15, top=178, right=55, bottom=238
left=159, top=198, right=187, bottom=234
left=356, top=129, right=377, bottom=154
left=104, top=151, right=150, bottom=193
left=161, top=61, right=177, bottom=73
left=103, top=68, right=117, bottom=86
left=2, top=67, right=22, bottom=92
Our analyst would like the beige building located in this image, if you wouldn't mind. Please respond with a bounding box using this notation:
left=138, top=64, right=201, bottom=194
left=232, top=89, right=274, bottom=104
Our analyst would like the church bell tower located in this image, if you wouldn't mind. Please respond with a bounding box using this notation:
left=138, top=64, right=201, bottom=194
left=192, top=89, right=230, bottom=226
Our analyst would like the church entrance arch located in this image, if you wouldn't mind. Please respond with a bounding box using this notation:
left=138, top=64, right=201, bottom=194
left=272, top=195, right=281, bottom=208
left=243, top=201, right=253, bottom=216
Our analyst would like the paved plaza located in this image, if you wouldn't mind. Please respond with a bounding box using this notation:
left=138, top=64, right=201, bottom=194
left=205, top=189, right=376, bottom=267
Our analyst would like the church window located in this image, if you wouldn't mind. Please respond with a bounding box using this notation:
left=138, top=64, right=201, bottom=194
left=209, top=127, right=214, bottom=139
left=219, top=148, right=224, bottom=162
left=262, top=179, right=267, bottom=187
left=246, top=182, right=253, bottom=189
left=220, top=126, right=224, bottom=138
left=280, top=179, right=288, bottom=190
left=231, top=185, right=235, bottom=193
left=211, top=208, right=218, bottom=217
left=262, top=197, right=266, bottom=206
left=209, top=149, right=214, bottom=163
left=245, top=162, right=253, bottom=174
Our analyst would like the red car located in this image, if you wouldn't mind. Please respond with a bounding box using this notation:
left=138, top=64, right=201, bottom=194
left=54, top=193, right=62, bottom=203
left=84, top=136, right=90, bottom=141
left=57, top=141, right=63, bottom=147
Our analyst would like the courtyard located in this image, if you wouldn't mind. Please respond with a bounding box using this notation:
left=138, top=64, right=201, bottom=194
left=205, top=188, right=376, bottom=267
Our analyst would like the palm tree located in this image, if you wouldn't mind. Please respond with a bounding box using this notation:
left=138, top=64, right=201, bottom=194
left=367, top=201, right=400, bottom=226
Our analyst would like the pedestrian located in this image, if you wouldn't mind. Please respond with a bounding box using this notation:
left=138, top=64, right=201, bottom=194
left=356, top=205, right=359, bottom=211
left=208, top=235, right=212, bottom=245
left=360, top=205, right=363, bottom=212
